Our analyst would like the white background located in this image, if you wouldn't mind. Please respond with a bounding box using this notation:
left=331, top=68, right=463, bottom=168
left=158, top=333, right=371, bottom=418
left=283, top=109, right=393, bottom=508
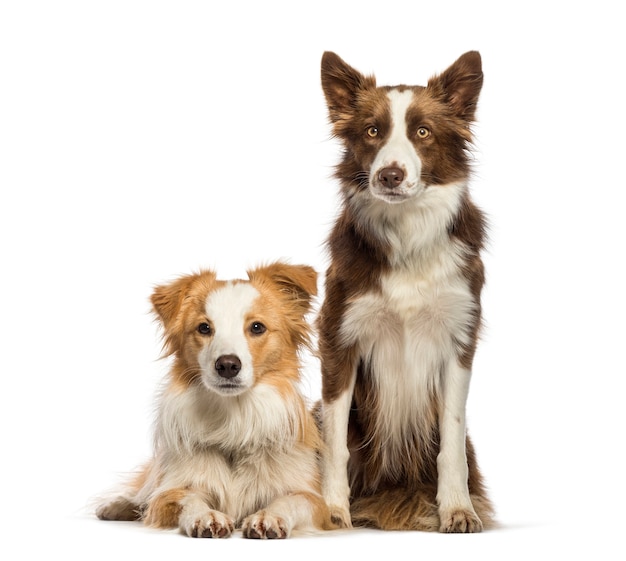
left=1, top=1, right=624, bottom=559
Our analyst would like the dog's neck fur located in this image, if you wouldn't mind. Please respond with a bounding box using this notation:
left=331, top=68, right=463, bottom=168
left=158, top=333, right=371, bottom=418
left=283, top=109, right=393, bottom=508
left=349, top=179, right=468, bottom=270
left=156, top=381, right=304, bottom=457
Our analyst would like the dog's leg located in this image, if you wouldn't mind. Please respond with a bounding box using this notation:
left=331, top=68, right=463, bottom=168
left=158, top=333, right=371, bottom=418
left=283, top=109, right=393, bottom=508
left=145, top=489, right=234, bottom=538
left=242, top=491, right=334, bottom=538
left=320, top=371, right=356, bottom=528
left=437, top=358, right=483, bottom=533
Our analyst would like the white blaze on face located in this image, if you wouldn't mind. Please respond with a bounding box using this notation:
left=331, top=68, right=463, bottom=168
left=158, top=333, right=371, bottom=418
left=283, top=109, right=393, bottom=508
left=198, top=282, right=259, bottom=395
left=370, top=89, right=423, bottom=202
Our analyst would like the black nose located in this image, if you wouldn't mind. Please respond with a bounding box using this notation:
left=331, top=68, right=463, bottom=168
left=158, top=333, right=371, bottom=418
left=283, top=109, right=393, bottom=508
left=215, top=354, right=242, bottom=379
left=378, top=166, right=404, bottom=188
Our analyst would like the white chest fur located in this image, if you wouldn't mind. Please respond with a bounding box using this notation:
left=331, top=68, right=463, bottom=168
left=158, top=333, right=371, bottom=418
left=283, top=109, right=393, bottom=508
left=341, top=260, right=476, bottom=399
left=147, top=384, right=318, bottom=521
left=340, top=268, right=476, bottom=476
left=339, top=183, right=477, bottom=460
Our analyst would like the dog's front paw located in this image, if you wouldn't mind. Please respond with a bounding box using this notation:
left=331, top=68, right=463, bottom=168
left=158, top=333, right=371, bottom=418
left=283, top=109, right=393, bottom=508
left=181, top=510, right=234, bottom=538
left=439, top=508, right=483, bottom=533
left=242, top=510, right=290, bottom=539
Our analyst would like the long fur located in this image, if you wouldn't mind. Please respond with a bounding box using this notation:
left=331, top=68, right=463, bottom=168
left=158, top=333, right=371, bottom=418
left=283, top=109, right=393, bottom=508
left=96, top=262, right=337, bottom=538
left=317, top=52, right=495, bottom=532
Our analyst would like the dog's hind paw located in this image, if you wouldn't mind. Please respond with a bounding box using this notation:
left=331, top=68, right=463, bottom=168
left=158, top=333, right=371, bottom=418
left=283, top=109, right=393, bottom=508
left=95, top=496, right=141, bottom=521
left=439, top=508, right=483, bottom=533
left=242, top=510, right=289, bottom=539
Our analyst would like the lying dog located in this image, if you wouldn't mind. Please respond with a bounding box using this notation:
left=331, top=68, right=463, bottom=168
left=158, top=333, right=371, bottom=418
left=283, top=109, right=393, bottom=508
left=317, top=51, right=495, bottom=532
left=96, top=263, right=335, bottom=538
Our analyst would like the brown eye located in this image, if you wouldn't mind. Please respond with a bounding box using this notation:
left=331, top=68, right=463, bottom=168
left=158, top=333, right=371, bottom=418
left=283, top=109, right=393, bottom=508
left=197, top=322, right=212, bottom=335
left=366, top=126, right=379, bottom=138
left=417, top=126, right=431, bottom=139
left=249, top=322, right=266, bottom=335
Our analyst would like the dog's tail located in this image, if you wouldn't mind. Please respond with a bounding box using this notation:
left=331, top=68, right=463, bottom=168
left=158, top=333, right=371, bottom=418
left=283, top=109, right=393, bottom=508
left=351, top=487, right=495, bottom=531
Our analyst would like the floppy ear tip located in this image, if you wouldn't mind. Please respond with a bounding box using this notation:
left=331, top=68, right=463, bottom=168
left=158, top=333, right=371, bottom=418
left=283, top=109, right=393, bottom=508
left=294, top=265, right=318, bottom=298
left=285, top=263, right=318, bottom=299
left=149, top=270, right=216, bottom=325
left=249, top=262, right=318, bottom=301
left=150, top=284, right=169, bottom=318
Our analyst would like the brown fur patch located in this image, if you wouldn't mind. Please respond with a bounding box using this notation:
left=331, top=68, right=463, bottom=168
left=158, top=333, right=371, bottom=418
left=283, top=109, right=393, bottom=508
left=294, top=491, right=341, bottom=531
left=347, top=363, right=441, bottom=495
left=350, top=437, right=494, bottom=531
left=143, top=488, right=188, bottom=528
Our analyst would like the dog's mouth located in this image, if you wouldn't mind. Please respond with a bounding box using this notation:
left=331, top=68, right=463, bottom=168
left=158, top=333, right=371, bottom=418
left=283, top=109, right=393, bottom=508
left=207, top=379, right=248, bottom=396
left=370, top=179, right=421, bottom=204
left=371, top=187, right=414, bottom=204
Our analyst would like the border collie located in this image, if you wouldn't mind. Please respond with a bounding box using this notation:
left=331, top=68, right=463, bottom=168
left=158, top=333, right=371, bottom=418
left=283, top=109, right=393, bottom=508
left=317, top=51, right=494, bottom=533
left=96, top=263, right=336, bottom=538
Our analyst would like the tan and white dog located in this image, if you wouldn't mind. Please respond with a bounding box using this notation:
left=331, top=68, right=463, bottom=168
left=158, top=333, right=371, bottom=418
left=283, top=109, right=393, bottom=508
left=317, top=52, right=495, bottom=532
left=96, top=263, right=336, bottom=538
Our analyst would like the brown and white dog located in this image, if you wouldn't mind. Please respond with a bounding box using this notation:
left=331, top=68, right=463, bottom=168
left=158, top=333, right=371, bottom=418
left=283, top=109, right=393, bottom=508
left=96, top=263, right=336, bottom=538
left=317, top=52, right=495, bottom=532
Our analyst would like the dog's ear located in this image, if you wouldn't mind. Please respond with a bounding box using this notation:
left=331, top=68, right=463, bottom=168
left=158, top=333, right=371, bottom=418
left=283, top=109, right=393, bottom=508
left=248, top=262, right=318, bottom=314
left=427, top=51, right=483, bottom=122
left=151, top=274, right=195, bottom=328
left=249, top=262, right=318, bottom=350
left=321, top=51, right=376, bottom=122
left=151, top=270, right=217, bottom=354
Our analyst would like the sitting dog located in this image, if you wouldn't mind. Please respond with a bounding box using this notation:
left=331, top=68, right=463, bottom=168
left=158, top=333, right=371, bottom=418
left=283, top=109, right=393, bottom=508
left=96, top=263, right=335, bottom=538
left=317, top=51, right=495, bottom=532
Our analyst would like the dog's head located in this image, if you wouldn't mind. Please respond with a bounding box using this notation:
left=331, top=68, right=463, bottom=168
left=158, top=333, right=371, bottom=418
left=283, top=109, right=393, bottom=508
left=321, top=51, right=483, bottom=204
left=151, top=263, right=317, bottom=397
